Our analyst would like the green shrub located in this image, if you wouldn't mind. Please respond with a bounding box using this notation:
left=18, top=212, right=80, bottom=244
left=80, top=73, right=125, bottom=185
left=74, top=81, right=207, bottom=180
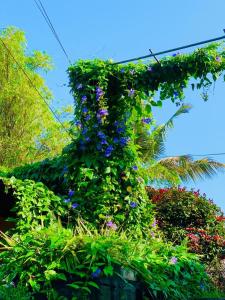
left=0, top=222, right=211, bottom=300
left=0, top=176, right=66, bottom=232
left=146, top=187, right=225, bottom=262
left=0, top=284, right=31, bottom=300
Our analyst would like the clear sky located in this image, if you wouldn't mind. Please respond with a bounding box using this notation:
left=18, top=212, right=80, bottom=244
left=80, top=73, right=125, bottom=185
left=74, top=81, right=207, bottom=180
left=1, top=0, right=225, bottom=211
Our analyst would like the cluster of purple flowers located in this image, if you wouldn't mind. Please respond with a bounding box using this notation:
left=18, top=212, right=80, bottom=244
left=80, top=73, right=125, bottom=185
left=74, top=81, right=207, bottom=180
left=142, top=117, right=152, bottom=124
left=64, top=189, right=79, bottom=209
left=96, top=87, right=104, bottom=100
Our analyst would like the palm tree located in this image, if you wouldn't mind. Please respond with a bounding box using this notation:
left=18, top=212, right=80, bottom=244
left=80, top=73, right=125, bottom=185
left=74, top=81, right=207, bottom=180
left=136, top=104, right=225, bottom=185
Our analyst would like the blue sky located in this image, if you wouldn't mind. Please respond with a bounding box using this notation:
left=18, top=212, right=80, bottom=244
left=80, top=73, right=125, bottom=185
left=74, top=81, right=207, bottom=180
left=1, top=0, right=225, bottom=211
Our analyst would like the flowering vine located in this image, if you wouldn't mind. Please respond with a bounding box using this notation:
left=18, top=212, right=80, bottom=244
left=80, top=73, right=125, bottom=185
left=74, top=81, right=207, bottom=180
left=64, top=43, right=225, bottom=233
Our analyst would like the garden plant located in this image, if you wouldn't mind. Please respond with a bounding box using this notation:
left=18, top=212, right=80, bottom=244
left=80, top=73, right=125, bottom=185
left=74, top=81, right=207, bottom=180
left=1, top=30, right=225, bottom=299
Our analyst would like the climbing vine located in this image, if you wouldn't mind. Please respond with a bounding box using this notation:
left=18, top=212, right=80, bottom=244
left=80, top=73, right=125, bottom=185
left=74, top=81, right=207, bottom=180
left=62, top=43, right=225, bottom=233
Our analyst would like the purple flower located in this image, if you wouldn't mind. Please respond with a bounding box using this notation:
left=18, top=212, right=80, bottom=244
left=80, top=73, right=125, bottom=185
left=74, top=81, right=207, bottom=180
left=105, top=145, right=113, bottom=157
left=173, top=91, right=179, bottom=98
left=75, top=120, right=82, bottom=128
left=119, top=137, right=130, bottom=147
left=98, top=109, right=108, bottom=117
left=113, top=137, right=119, bottom=143
left=68, top=189, right=75, bottom=197
left=76, top=83, right=83, bottom=90
left=116, top=127, right=125, bottom=134
left=85, top=137, right=91, bottom=142
left=82, top=107, right=88, bottom=114
left=142, top=118, right=152, bottom=124
left=132, top=166, right=138, bottom=171
left=96, top=87, right=104, bottom=100
left=106, top=221, right=117, bottom=230
left=81, top=95, right=87, bottom=103
left=64, top=198, right=70, bottom=203
left=72, top=203, right=79, bottom=209
left=147, top=66, right=153, bottom=72
left=120, top=68, right=125, bottom=73
left=84, top=114, right=91, bottom=121
left=170, top=257, right=178, bottom=264
left=128, top=89, right=135, bottom=98
left=91, top=268, right=101, bottom=278
left=216, top=56, right=221, bottom=62
left=151, top=219, right=157, bottom=227
left=97, top=131, right=106, bottom=139
left=82, top=127, right=88, bottom=135
left=101, top=139, right=108, bottom=145
left=130, top=202, right=137, bottom=208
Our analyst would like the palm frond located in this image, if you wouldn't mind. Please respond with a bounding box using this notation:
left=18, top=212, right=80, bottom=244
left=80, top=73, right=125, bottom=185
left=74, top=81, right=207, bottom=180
left=158, top=155, right=225, bottom=182
left=137, top=104, right=192, bottom=161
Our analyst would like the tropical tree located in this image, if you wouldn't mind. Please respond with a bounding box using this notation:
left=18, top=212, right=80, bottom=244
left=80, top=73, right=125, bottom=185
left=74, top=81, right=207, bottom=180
left=136, top=104, right=225, bottom=185
left=0, top=27, right=71, bottom=168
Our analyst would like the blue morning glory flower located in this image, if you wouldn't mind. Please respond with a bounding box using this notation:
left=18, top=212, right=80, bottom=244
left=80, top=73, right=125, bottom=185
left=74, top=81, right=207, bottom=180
left=96, top=87, right=104, bottom=100
left=105, top=145, right=113, bottom=157
left=64, top=198, right=70, bottom=203
left=98, top=109, right=108, bottom=117
left=174, top=91, right=179, bottom=98
left=82, top=107, right=88, bottom=114
left=119, top=137, right=130, bottom=147
left=72, top=203, right=79, bottom=209
left=76, top=83, right=83, bottom=90
left=85, top=114, right=91, bottom=121
left=68, top=189, right=75, bottom=197
left=130, top=202, right=137, bottom=208
left=97, top=131, right=106, bottom=139
left=82, top=127, right=88, bottom=135
left=132, top=165, right=138, bottom=171
left=142, top=118, right=152, bottom=124
left=128, top=89, right=135, bottom=97
left=81, top=95, right=87, bottom=103
left=91, top=268, right=102, bottom=278
left=113, top=137, right=119, bottom=143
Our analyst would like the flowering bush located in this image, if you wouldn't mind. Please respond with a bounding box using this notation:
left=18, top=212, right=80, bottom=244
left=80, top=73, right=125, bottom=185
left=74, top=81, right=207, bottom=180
left=146, top=186, right=225, bottom=262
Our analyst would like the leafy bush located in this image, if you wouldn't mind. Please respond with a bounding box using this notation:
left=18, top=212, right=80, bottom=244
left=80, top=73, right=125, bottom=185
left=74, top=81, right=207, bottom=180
left=0, top=222, right=211, bottom=300
left=146, top=186, right=225, bottom=262
left=0, top=176, right=66, bottom=232
left=10, top=156, right=68, bottom=195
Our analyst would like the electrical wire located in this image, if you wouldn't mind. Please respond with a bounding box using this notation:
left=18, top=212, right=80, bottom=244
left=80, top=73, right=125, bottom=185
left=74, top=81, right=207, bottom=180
left=162, top=152, right=225, bottom=158
left=114, top=34, right=225, bottom=64
left=33, top=0, right=72, bottom=65
left=0, top=37, right=71, bottom=137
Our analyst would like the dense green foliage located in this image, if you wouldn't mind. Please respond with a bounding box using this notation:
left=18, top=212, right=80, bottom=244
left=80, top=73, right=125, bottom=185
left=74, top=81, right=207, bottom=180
left=146, top=187, right=225, bottom=262
left=0, top=27, right=70, bottom=168
left=2, top=39, right=225, bottom=299
left=0, top=223, right=211, bottom=300
left=0, top=176, right=65, bottom=232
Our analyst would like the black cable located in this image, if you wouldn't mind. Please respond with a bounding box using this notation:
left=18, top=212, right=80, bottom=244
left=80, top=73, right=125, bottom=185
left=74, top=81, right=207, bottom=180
left=114, top=34, right=225, bottom=64
left=34, top=0, right=72, bottom=65
left=0, top=37, right=71, bottom=137
left=162, top=152, right=225, bottom=158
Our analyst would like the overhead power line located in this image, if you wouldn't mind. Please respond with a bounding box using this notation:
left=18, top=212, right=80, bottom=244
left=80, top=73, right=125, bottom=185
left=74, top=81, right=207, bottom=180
left=162, top=152, right=225, bottom=158
left=34, top=0, right=72, bottom=65
left=0, top=37, right=71, bottom=136
left=114, top=34, right=225, bottom=64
